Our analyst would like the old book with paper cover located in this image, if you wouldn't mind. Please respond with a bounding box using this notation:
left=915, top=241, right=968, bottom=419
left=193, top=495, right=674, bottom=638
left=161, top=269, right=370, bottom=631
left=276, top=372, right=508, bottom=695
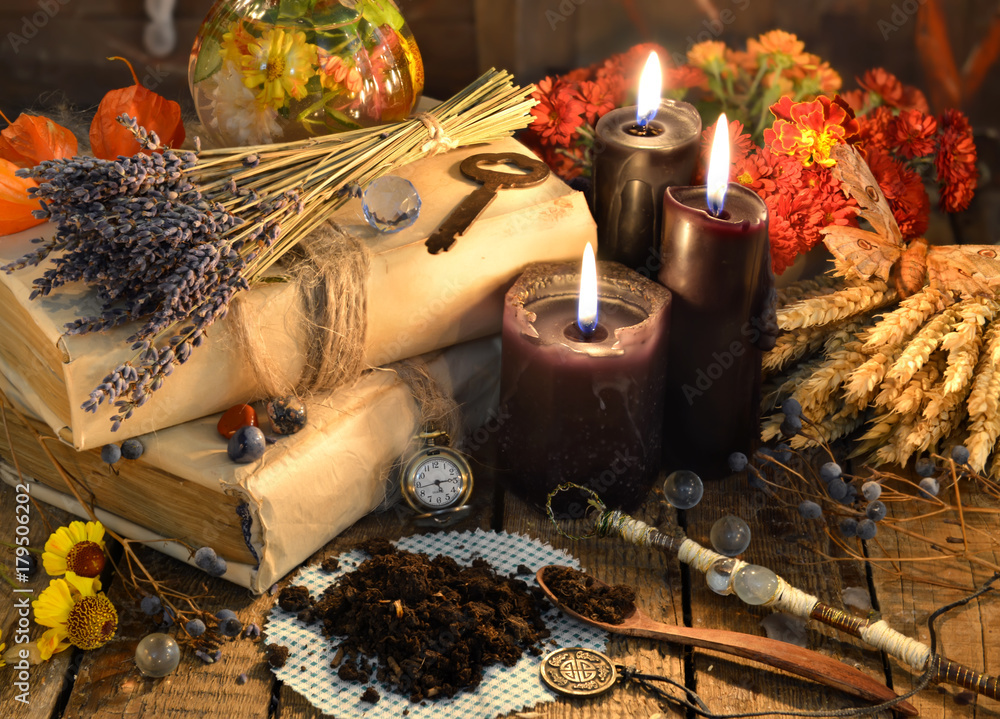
left=0, top=136, right=593, bottom=450
left=0, top=337, right=500, bottom=593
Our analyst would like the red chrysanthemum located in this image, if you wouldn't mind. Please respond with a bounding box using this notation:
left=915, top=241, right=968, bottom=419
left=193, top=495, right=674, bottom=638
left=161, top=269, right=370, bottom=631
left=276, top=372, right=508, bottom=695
left=666, top=65, right=708, bottom=92
left=935, top=109, right=978, bottom=213
left=764, top=95, right=860, bottom=167
left=857, top=68, right=929, bottom=113
left=734, top=151, right=778, bottom=196
left=529, top=76, right=586, bottom=148
left=888, top=109, right=938, bottom=159
left=865, top=146, right=930, bottom=238
left=856, top=105, right=895, bottom=151
left=576, top=80, right=617, bottom=125
left=699, top=117, right=754, bottom=176
left=765, top=193, right=805, bottom=275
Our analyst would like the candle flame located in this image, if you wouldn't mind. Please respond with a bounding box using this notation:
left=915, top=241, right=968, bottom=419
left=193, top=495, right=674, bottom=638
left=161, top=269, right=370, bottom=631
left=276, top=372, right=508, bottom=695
left=636, top=52, right=662, bottom=128
left=706, top=113, right=730, bottom=216
left=577, top=242, right=598, bottom=336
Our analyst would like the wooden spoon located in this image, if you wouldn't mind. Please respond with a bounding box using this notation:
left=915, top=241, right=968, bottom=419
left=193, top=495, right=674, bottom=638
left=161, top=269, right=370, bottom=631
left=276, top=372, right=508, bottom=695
left=536, top=565, right=917, bottom=716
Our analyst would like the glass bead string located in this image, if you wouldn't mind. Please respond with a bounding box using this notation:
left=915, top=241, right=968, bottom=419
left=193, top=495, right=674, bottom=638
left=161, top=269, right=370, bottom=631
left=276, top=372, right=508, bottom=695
left=545, top=482, right=1000, bottom=701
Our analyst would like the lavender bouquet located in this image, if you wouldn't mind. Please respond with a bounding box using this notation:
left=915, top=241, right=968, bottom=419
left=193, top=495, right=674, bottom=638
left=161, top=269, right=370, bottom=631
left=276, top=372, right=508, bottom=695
left=3, top=70, right=536, bottom=432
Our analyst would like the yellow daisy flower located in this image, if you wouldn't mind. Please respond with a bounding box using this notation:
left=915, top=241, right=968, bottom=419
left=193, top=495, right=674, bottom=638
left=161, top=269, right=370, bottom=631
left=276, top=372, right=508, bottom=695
left=241, top=27, right=317, bottom=109
left=43, top=520, right=106, bottom=578
left=33, top=572, right=117, bottom=660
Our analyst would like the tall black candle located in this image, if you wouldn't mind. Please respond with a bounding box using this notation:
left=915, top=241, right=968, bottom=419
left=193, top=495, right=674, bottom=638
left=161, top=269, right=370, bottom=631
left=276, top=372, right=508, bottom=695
left=593, top=99, right=701, bottom=272
left=658, top=182, right=773, bottom=480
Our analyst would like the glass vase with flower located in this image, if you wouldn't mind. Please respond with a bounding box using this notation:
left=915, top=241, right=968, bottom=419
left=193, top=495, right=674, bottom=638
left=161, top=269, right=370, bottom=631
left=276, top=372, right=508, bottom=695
left=188, top=0, right=423, bottom=147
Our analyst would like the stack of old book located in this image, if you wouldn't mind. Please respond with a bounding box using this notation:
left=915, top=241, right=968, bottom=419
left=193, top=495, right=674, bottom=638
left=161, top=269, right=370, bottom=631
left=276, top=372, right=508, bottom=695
left=0, top=137, right=595, bottom=592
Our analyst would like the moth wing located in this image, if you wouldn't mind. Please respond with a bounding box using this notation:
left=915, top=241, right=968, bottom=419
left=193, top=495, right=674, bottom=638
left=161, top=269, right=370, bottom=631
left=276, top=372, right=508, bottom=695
left=828, top=143, right=904, bottom=248
left=820, top=225, right=901, bottom=282
left=926, top=245, right=1000, bottom=298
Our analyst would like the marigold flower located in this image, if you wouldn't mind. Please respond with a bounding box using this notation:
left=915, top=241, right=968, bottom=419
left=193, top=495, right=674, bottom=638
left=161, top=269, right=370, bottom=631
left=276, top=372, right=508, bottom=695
left=687, top=41, right=727, bottom=71
left=529, top=76, right=586, bottom=148
left=935, top=109, right=978, bottom=212
left=241, top=28, right=317, bottom=109
left=888, top=109, right=938, bottom=159
left=43, top=520, right=106, bottom=578
left=764, top=95, right=860, bottom=167
left=33, top=573, right=117, bottom=660
left=748, top=30, right=810, bottom=69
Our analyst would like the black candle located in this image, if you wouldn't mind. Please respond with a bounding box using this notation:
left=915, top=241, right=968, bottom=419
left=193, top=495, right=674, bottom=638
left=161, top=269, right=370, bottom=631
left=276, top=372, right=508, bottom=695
left=498, top=257, right=672, bottom=514
left=593, top=97, right=701, bottom=272
left=658, top=182, right=773, bottom=480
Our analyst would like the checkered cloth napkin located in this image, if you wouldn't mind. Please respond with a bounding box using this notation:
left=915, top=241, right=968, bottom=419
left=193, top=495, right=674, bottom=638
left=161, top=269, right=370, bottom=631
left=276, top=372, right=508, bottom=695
left=265, top=529, right=607, bottom=718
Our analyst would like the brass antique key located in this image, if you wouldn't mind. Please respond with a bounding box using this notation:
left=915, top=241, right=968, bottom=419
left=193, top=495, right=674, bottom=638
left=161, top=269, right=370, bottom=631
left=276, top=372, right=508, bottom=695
left=425, top=152, right=551, bottom=254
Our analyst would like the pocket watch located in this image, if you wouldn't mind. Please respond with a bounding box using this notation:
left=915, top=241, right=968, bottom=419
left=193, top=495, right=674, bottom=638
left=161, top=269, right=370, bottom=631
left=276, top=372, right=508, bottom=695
left=400, top=430, right=474, bottom=523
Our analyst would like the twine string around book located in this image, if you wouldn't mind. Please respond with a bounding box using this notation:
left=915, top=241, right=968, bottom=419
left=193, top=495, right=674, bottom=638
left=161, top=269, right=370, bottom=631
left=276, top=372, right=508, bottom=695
left=227, top=221, right=372, bottom=400
left=415, top=111, right=458, bottom=155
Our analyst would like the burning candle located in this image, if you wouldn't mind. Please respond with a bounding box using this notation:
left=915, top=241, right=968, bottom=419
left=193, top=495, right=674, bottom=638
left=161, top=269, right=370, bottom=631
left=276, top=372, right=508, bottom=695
left=658, top=115, right=774, bottom=480
left=498, top=245, right=672, bottom=514
left=593, top=52, right=702, bottom=273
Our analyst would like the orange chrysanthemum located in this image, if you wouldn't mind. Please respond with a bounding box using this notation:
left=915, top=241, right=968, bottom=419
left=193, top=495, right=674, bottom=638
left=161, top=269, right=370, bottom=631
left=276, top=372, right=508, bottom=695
left=748, top=30, right=810, bottom=69
left=764, top=95, right=860, bottom=167
left=888, top=109, right=938, bottom=159
left=529, top=77, right=586, bottom=148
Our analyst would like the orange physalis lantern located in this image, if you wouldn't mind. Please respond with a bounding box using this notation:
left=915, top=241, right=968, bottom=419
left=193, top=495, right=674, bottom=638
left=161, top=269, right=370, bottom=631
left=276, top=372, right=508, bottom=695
left=90, top=57, right=185, bottom=161
left=0, top=110, right=78, bottom=168
left=0, top=157, right=44, bottom=236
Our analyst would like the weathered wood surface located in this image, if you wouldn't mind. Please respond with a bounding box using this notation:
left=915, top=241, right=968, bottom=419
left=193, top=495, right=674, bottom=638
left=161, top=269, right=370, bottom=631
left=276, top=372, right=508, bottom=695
left=2, top=453, right=999, bottom=718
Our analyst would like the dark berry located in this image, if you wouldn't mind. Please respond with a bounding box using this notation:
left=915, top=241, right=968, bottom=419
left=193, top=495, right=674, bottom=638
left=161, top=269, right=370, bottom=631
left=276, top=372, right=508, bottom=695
left=781, top=398, right=802, bottom=418
left=101, top=443, right=121, bottom=464
left=121, top=438, right=144, bottom=460
left=866, top=500, right=887, bottom=522
left=140, top=595, right=162, bottom=616
left=16, top=551, right=37, bottom=578
left=838, top=484, right=857, bottom=506
left=919, top=477, right=940, bottom=498
left=798, top=500, right=822, bottom=519
left=827, top=478, right=847, bottom=501
left=915, top=458, right=936, bottom=477
left=780, top=416, right=802, bottom=436
left=728, top=452, right=748, bottom=472
left=217, top=609, right=242, bottom=637
left=951, top=446, right=970, bottom=466
left=774, top=444, right=793, bottom=464
left=819, top=462, right=842, bottom=483
left=194, top=546, right=218, bottom=571
left=185, top=619, right=206, bottom=637
left=856, top=519, right=878, bottom=540
left=207, top=556, right=228, bottom=577
left=839, top=518, right=858, bottom=537
left=862, top=481, right=882, bottom=502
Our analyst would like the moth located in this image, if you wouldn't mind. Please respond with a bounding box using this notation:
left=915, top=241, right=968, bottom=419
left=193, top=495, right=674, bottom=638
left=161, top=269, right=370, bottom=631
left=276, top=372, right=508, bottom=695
left=820, top=143, right=1000, bottom=299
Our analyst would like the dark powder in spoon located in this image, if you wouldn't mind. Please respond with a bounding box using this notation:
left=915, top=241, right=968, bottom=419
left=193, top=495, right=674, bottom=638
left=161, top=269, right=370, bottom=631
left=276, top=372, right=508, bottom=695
left=542, top=565, right=636, bottom=625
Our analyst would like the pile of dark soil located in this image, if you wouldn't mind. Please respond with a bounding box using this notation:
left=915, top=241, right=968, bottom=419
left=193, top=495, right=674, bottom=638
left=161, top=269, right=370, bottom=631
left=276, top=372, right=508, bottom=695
left=541, top=565, right=636, bottom=625
left=280, top=538, right=551, bottom=702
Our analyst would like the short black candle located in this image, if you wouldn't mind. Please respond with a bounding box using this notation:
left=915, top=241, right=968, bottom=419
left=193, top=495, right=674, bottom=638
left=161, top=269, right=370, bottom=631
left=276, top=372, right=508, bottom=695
left=593, top=100, right=701, bottom=273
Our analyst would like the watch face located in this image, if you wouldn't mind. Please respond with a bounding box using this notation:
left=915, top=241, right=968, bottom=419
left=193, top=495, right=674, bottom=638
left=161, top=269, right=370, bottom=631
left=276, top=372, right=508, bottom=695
left=412, top=456, right=465, bottom=509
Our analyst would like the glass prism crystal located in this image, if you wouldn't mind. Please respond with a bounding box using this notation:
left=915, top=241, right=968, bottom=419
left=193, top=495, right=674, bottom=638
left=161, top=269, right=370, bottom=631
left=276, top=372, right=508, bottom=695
left=705, top=557, right=737, bottom=595
left=710, top=515, right=751, bottom=557
left=732, top=565, right=779, bottom=606
left=135, top=632, right=180, bottom=677
left=662, top=470, right=704, bottom=509
left=362, top=176, right=421, bottom=233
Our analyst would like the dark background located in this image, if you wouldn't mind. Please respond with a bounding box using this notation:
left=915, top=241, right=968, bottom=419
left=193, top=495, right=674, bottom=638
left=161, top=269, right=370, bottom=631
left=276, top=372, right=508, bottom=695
left=1, top=0, right=997, bottom=240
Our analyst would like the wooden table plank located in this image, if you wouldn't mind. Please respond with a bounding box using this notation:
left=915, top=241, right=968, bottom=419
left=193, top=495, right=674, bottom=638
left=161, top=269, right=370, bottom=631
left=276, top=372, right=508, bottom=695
left=59, top=544, right=275, bottom=719
left=684, top=469, right=894, bottom=717
left=501, top=483, right=686, bottom=718
left=865, top=477, right=1000, bottom=718
left=0, top=480, right=89, bottom=719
